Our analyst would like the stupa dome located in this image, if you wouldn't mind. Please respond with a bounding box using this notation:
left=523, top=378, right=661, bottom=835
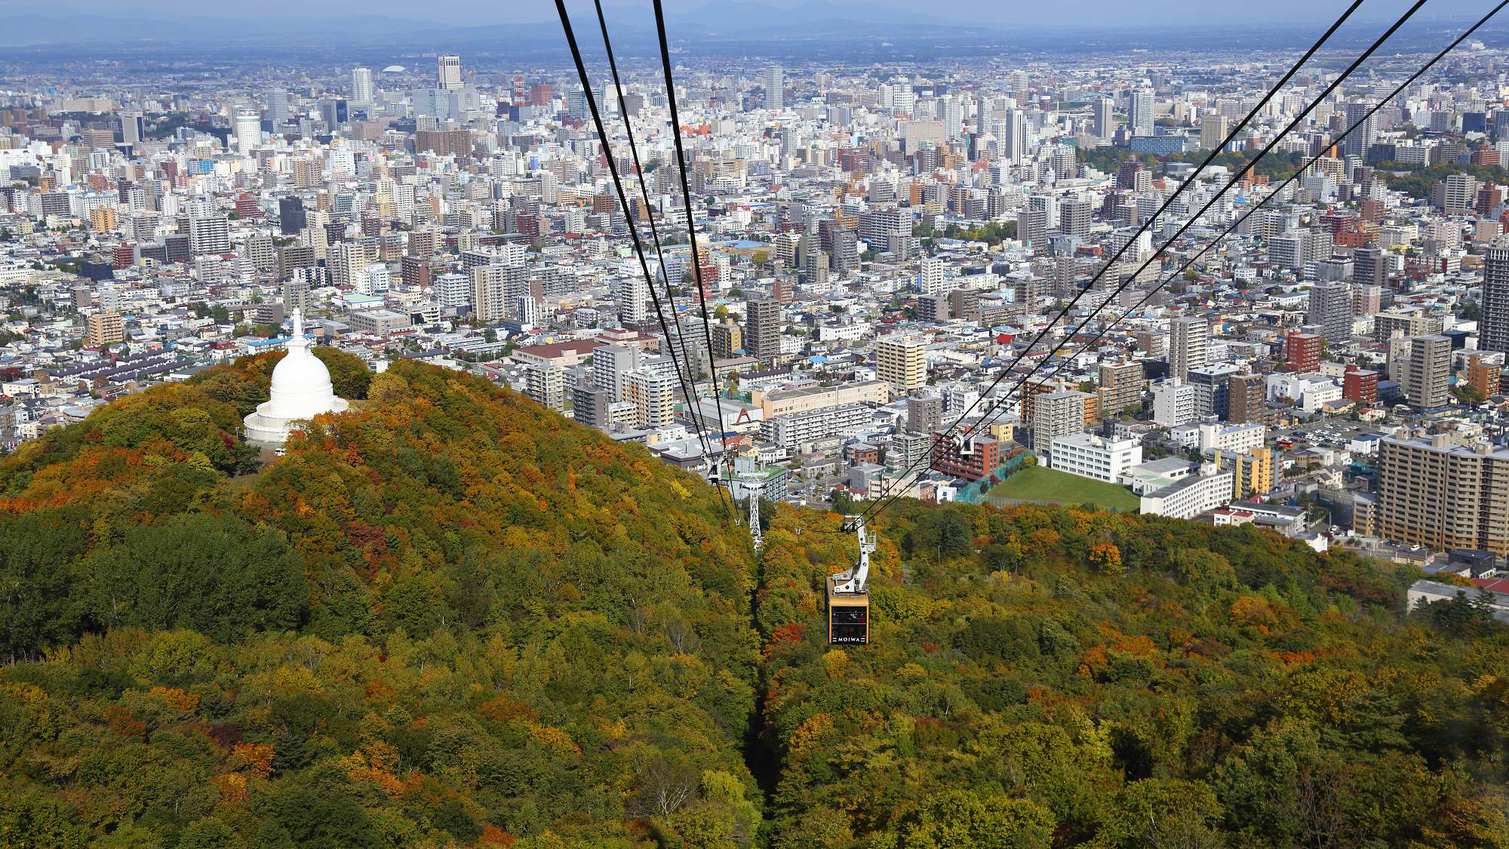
left=243, top=310, right=350, bottom=447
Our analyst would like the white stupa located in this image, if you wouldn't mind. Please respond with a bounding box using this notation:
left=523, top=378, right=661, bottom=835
left=243, top=310, right=349, bottom=447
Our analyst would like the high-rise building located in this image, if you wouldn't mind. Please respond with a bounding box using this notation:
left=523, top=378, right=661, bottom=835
left=278, top=196, right=307, bottom=236
left=1352, top=283, right=1382, bottom=317
left=1128, top=89, right=1154, bottom=137
left=711, top=320, right=742, bottom=359
left=267, top=90, right=289, bottom=126
left=919, top=257, right=946, bottom=296
left=352, top=67, right=374, bottom=106
left=1188, top=364, right=1240, bottom=420
left=877, top=335, right=927, bottom=391
left=1032, top=390, right=1089, bottom=455
left=1000, top=108, right=1027, bottom=164
left=85, top=312, right=124, bottom=347
left=907, top=394, right=944, bottom=434
left=233, top=110, right=261, bottom=155
left=1343, top=365, right=1379, bottom=406
left=1482, top=235, right=1509, bottom=353
left=625, top=369, right=677, bottom=428
left=438, top=55, right=463, bottom=91
left=615, top=274, right=649, bottom=326
left=1307, top=281, right=1354, bottom=343
left=1199, top=112, right=1228, bottom=152
left=1092, top=97, right=1115, bottom=141
left=1377, top=434, right=1509, bottom=555
left=470, top=265, right=520, bottom=323
left=1059, top=196, right=1092, bottom=240
left=1343, top=100, right=1377, bottom=159
left=1227, top=373, right=1267, bottom=424
left=120, top=111, right=144, bottom=146
left=319, top=99, right=348, bottom=129
left=524, top=364, right=566, bottom=412
left=1285, top=331, right=1323, bottom=373
left=765, top=65, right=783, bottom=110
left=1168, top=315, right=1208, bottom=380
left=1353, top=245, right=1386, bottom=288
left=1374, top=309, right=1444, bottom=344
left=188, top=210, right=230, bottom=256
left=1467, top=355, right=1500, bottom=399
left=1405, top=335, right=1452, bottom=409
left=745, top=299, right=781, bottom=364
left=1152, top=380, right=1199, bottom=427
left=1097, top=360, right=1144, bottom=416
left=593, top=344, right=641, bottom=403
left=434, top=273, right=469, bottom=309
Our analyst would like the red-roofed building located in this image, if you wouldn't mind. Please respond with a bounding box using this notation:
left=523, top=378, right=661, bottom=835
left=511, top=338, right=598, bottom=368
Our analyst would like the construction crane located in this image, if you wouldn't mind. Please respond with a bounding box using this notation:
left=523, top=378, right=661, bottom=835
left=827, top=515, right=874, bottom=644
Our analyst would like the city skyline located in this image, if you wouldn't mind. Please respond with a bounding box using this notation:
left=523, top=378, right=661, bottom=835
left=4, top=0, right=1507, bottom=51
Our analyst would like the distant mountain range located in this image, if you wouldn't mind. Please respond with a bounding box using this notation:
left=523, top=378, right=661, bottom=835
left=1, top=4, right=1506, bottom=62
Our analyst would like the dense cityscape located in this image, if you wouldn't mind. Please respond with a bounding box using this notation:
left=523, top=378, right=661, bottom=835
left=8, top=36, right=1509, bottom=590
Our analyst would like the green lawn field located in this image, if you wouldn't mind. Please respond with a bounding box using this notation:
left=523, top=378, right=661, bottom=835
left=985, top=465, right=1140, bottom=511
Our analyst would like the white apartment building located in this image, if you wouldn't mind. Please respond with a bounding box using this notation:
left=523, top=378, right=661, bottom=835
left=1151, top=380, right=1199, bottom=427
left=1267, top=372, right=1342, bottom=413
left=762, top=403, right=872, bottom=449
left=1198, top=421, right=1266, bottom=454
left=1049, top=432, right=1143, bottom=483
left=625, top=369, right=676, bottom=429
left=1139, top=464, right=1235, bottom=520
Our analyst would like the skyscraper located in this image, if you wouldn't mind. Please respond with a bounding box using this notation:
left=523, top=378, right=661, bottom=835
left=120, top=111, right=143, bottom=146
left=233, top=111, right=260, bottom=155
left=438, top=54, right=463, bottom=91
left=278, top=196, right=307, bottom=236
left=1092, top=97, right=1115, bottom=141
left=745, top=299, right=781, bottom=364
left=351, top=67, right=374, bottom=106
left=1129, top=89, right=1154, bottom=137
left=1000, top=108, right=1027, bottom=165
left=1343, top=100, right=1376, bottom=159
left=765, top=65, right=784, bottom=110
left=267, top=89, right=289, bottom=126
left=1482, top=235, right=1509, bottom=353
left=1306, top=281, right=1354, bottom=343
left=1200, top=112, right=1228, bottom=151
left=1405, top=335, right=1451, bottom=409
left=877, top=335, right=927, bottom=391
left=1168, top=315, right=1209, bottom=381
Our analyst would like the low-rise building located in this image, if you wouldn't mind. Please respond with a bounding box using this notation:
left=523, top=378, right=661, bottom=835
left=1049, top=432, right=1142, bottom=483
left=1139, top=463, right=1233, bottom=520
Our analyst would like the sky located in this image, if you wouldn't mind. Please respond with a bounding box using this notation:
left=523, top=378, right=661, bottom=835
left=22, top=0, right=1502, bottom=28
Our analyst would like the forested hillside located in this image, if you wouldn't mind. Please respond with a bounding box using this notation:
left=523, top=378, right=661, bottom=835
left=755, top=502, right=1509, bottom=849
left=0, top=354, right=1506, bottom=849
left=0, top=353, right=761, bottom=849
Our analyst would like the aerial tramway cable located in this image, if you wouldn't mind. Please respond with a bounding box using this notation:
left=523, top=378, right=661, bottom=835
left=585, top=0, right=706, bottom=441
left=651, top=0, right=734, bottom=492
left=1012, top=1, right=1509, bottom=422
left=553, top=0, right=732, bottom=516
left=849, top=0, right=1367, bottom=522
left=859, top=0, right=1428, bottom=526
